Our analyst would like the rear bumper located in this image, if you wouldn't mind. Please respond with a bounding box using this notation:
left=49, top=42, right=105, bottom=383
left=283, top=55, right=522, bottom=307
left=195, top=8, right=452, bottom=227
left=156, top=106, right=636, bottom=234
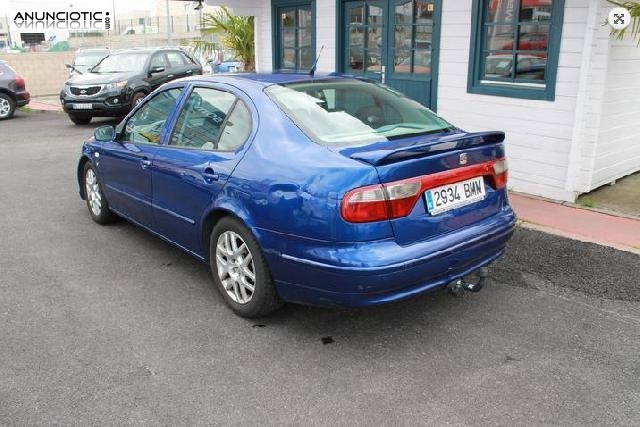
left=15, top=90, right=30, bottom=107
left=260, top=206, right=516, bottom=307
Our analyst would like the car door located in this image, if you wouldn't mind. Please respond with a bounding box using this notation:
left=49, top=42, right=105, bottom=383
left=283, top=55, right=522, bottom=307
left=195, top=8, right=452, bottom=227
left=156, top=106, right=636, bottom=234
left=151, top=85, right=254, bottom=253
left=145, top=52, right=172, bottom=89
left=98, top=87, right=184, bottom=227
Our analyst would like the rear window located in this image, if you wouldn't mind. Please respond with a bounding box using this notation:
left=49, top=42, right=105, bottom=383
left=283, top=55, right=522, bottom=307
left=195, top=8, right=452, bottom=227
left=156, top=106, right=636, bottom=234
left=0, top=62, right=16, bottom=75
left=265, top=80, right=453, bottom=147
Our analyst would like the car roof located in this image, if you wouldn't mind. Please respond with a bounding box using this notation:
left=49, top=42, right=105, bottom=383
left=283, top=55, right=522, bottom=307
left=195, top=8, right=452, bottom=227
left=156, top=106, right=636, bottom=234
left=76, top=48, right=109, bottom=53
left=110, top=47, right=184, bottom=55
left=182, top=72, right=355, bottom=88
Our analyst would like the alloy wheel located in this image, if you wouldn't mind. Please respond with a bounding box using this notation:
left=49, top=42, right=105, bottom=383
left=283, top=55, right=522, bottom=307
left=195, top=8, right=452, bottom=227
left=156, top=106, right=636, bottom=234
left=216, top=231, right=256, bottom=304
left=0, top=97, right=11, bottom=117
left=85, top=168, right=102, bottom=217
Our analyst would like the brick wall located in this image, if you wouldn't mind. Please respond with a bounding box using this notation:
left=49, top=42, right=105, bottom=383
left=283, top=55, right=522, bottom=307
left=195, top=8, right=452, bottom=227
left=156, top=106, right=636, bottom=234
left=0, top=52, right=74, bottom=97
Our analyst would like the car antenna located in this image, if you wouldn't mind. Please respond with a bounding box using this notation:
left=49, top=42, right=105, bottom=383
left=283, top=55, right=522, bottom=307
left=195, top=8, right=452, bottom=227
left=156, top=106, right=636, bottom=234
left=309, top=45, right=324, bottom=78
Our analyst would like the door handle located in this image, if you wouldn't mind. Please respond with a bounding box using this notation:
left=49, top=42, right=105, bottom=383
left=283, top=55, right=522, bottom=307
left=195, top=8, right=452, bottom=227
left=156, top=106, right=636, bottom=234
left=141, top=158, right=152, bottom=169
left=167, top=74, right=174, bottom=79
left=202, top=167, right=219, bottom=183
left=185, top=69, right=193, bottom=74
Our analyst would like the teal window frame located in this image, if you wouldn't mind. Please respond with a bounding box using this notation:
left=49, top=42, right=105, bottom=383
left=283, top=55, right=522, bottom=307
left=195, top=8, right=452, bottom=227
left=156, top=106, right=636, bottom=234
left=467, top=0, right=565, bottom=101
left=272, top=0, right=316, bottom=71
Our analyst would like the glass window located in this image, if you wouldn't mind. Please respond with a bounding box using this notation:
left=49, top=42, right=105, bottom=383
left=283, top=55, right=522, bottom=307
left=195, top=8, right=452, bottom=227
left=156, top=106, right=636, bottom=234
left=393, top=1, right=434, bottom=75
left=92, top=52, right=149, bottom=73
left=346, top=3, right=384, bottom=74
left=150, top=53, right=169, bottom=68
left=166, top=51, right=187, bottom=67
left=468, top=0, right=564, bottom=100
left=274, top=1, right=314, bottom=71
left=266, top=80, right=452, bottom=147
left=121, top=88, right=183, bottom=144
left=217, top=101, right=252, bottom=151
left=170, top=87, right=237, bottom=150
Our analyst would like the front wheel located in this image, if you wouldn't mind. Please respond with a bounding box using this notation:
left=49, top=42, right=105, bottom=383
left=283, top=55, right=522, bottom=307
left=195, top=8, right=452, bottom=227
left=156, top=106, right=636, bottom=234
left=130, top=92, right=146, bottom=110
left=210, top=217, right=282, bottom=317
left=83, top=162, right=116, bottom=224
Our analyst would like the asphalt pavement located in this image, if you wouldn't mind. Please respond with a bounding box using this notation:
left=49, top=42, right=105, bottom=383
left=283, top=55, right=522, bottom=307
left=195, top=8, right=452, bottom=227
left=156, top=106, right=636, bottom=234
left=1, top=110, right=639, bottom=425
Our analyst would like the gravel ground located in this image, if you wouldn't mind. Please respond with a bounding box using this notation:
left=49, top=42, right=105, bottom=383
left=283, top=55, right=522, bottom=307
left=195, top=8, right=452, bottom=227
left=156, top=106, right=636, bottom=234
left=494, top=228, right=640, bottom=302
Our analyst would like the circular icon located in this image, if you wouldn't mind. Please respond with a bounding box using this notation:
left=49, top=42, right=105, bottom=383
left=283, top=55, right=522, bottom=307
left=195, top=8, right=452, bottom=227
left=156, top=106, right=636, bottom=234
left=608, top=7, right=631, bottom=31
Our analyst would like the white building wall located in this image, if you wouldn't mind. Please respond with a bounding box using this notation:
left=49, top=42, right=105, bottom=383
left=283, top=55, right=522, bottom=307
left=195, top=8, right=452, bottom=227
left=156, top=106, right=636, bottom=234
left=436, top=0, right=593, bottom=201
left=315, top=0, right=337, bottom=73
left=591, top=30, right=640, bottom=188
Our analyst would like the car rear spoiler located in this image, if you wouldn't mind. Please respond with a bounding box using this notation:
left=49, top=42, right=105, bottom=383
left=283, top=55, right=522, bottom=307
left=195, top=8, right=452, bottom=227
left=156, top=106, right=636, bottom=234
left=347, top=131, right=506, bottom=166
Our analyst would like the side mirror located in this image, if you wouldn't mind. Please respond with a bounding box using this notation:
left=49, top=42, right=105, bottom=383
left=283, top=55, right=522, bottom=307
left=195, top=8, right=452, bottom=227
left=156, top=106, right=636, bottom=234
left=149, top=65, right=165, bottom=75
left=94, top=125, right=116, bottom=142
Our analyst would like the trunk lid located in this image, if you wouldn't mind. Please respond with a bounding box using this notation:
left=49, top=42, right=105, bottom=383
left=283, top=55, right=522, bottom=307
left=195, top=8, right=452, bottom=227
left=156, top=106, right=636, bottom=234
left=337, top=131, right=509, bottom=246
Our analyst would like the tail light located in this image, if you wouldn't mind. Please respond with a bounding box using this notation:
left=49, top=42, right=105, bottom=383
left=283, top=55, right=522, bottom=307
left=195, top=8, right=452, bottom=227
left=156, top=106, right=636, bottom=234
left=492, top=159, right=508, bottom=189
left=14, top=76, right=25, bottom=90
left=341, top=158, right=508, bottom=223
left=341, top=179, right=422, bottom=223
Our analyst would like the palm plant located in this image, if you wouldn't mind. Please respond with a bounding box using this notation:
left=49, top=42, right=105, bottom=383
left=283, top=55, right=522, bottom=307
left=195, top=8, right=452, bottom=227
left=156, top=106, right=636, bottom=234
left=607, top=1, right=640, bottom=44
left=191, top=7, right=255, bottom=71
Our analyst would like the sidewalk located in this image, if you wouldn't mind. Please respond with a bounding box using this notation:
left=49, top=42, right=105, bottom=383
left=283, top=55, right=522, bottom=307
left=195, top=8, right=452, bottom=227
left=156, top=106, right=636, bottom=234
left=27, top=96, right=62, bottom=112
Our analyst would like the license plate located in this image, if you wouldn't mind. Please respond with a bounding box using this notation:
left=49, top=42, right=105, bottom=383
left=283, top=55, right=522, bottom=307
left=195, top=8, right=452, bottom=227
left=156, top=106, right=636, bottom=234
left=425, top=176, right=486, bottom=215
left=72, top=103, right=92, bottom=109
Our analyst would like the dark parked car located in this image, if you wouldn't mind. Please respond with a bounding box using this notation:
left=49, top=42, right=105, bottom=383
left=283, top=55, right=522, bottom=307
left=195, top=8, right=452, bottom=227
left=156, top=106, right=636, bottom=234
left=61, top=47, right=202, bottom=125
left=77, top=74, right=516, bottom=317
left=66, top=48, right=110, bottom=76
left=0, top=60, right=30, bottom=120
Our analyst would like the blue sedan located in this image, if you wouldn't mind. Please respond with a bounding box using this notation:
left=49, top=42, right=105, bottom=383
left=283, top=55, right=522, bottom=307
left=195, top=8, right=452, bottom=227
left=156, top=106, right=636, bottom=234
left=77, top=73, right=516, bottom=317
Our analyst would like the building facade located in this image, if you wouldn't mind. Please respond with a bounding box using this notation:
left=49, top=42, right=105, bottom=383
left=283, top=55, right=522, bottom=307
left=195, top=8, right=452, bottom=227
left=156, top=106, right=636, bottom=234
left=206, top=0, right=640, bottom=202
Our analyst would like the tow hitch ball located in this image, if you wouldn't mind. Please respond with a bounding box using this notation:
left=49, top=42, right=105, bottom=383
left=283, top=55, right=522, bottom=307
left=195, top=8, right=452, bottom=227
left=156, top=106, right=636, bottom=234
left=446, top=267, right=489, bottom=297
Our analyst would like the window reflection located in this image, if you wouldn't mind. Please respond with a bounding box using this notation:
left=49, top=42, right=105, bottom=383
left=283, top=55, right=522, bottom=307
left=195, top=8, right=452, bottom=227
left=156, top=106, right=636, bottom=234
left=278, top=5, right=313, bottom=70
left=392, top=0, right=433, bottom=75
left=482, top=0, right=552, bottom=83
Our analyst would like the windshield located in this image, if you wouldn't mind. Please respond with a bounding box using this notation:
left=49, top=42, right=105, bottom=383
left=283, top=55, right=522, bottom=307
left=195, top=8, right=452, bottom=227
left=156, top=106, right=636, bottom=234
left=92, top=52, right=149, bottom=73
left=266, top=80, right=453, bottom=147
left=75, top=52, right=109, bottom=67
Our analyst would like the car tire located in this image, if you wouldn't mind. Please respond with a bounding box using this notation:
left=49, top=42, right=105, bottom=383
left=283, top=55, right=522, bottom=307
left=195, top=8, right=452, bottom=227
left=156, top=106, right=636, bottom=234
left=83, top=162, right=116, bottom=224
left=210, top=217, right=283, bottom=318
left=130, top=92, right=146, bottom=110
left=0, top=93, right=16, bottom=120
left=69, top=114, right=92, bottom=125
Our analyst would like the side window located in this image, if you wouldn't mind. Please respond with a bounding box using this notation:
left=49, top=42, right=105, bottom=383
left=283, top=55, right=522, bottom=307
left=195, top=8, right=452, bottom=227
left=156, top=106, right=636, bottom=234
left=218, top=101, right=252, bottom=151
left=167, top=51, right=186, bottom=67
left=170, top=87, right=236, bottom=150
left=150, top=53, right=169, bottom=69
left=121, top=88, right=182, bottom=144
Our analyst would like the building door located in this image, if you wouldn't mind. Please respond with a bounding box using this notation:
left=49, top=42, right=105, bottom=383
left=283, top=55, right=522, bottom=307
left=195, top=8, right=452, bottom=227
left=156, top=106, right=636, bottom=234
left=340, top=0, right=441, bottom=109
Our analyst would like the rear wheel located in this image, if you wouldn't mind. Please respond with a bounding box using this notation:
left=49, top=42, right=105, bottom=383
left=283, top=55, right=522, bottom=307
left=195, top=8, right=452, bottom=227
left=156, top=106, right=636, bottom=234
left=0, top=93, right=16, bottom=120
left=210, top=217, right=282, bottom=317
left=69, top=114, right=92, bottom=125
left=83, top=162, right=116, bottom=224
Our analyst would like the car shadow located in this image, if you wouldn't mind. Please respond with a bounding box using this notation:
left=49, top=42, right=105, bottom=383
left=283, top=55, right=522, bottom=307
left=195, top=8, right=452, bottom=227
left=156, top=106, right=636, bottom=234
left=102, top=218, right=480, bottom=349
